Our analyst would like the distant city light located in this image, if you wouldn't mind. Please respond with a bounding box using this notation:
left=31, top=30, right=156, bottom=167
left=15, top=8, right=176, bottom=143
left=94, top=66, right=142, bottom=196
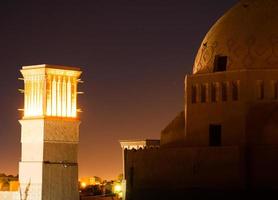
left=81, top=182, right=87, bottom=188
left=113, top=183, right=122, bottom=194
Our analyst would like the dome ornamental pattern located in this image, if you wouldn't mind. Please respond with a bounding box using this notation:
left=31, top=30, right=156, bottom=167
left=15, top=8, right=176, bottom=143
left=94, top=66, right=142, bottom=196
left=193, top=0, right=278, bottom=74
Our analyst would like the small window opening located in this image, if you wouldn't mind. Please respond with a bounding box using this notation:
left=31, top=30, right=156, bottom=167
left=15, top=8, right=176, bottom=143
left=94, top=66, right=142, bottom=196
left=222, top=82, right=228, bottom=101
left=211, top=83, right=217, bottom=103
left=129, top=166, right=134, bottom=188
left=209, top=124, right=222, bottom=146
left=232, top=81, right=239, bottom=101
left=201, top=84, right=207, bottom=103
left=257, top=80, right=264, bottom=100
left=191, top=85, right=197, bottom=104
left=273, top=81, right=278, bottom=100
left=213, top=56, right=228, bottom=72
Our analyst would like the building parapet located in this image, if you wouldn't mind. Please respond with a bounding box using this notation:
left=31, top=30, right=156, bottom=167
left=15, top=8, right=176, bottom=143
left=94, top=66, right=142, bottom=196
left=119, top=139, right=160, bottom=150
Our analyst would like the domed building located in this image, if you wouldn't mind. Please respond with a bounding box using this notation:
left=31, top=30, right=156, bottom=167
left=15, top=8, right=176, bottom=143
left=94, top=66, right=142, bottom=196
left=162, top=0, right=278, bottom=148
left=120, top=0, right=278, bottom=199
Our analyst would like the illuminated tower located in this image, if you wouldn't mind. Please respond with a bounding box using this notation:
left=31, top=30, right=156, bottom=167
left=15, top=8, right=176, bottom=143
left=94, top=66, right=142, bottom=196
left=19, top=65, right=82, bottom=200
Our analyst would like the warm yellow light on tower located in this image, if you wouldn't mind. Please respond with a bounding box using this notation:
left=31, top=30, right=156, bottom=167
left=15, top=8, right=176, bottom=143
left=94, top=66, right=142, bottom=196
left=20, top=64, right=82, bottom=118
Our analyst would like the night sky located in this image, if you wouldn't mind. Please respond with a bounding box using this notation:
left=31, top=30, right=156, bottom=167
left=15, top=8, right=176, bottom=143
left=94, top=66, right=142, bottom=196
left=0, top=0, right=237, bottom=180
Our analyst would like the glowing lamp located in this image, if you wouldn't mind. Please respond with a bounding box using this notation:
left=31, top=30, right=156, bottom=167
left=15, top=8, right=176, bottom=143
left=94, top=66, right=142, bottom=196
left=81, top=182, right=87, bottom=188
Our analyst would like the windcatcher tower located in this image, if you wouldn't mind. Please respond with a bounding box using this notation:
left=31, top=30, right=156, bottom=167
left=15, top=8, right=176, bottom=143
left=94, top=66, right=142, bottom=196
left=19, top=64, right=82, bottom=200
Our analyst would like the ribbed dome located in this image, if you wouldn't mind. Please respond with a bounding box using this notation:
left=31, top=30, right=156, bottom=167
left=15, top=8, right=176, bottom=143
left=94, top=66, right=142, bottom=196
left=193, top=0, right=278, bottom=74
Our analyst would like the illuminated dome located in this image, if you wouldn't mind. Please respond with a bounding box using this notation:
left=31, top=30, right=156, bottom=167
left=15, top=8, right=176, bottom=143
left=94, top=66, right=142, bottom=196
left=193, top=0, right=278, bottom=74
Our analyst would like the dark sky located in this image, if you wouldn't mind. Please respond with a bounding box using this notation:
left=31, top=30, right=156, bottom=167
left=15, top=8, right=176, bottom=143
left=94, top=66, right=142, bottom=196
left=0, top=0, right=237, bottom=180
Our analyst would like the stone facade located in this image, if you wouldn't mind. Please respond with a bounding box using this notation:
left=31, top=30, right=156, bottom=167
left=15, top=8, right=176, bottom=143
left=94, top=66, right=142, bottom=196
left=19, top=119, right=80, bottom=200
left=0, top=192, right=20, bottom=200
left=120, top=1, right=278, bottom=199
left=17, top=65, right=82, bottom=200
